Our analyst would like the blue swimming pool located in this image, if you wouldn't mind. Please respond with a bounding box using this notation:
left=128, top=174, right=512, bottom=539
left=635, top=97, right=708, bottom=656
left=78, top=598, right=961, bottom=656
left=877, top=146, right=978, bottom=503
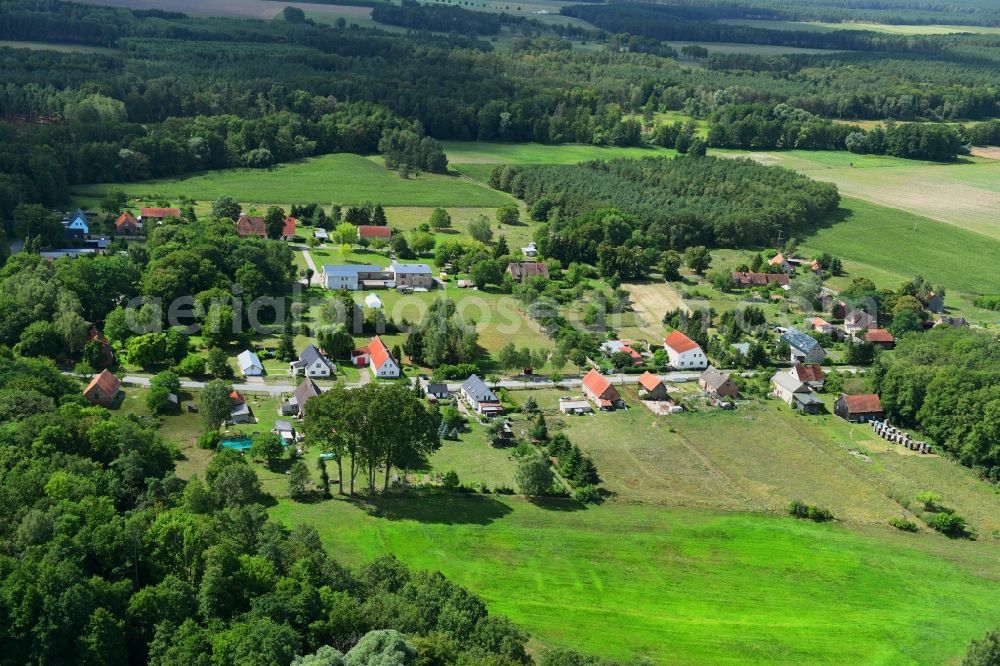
left=220, top=437, right=252, bottom=451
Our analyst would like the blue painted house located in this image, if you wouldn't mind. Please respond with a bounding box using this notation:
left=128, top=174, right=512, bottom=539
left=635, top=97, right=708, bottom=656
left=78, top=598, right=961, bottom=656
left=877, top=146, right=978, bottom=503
left=63, top=208, right=90, bottom=237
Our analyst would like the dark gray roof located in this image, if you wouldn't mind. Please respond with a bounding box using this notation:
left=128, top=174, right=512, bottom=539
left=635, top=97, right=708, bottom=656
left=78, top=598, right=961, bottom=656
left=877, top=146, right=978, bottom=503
left=700, top=366, right=732, bottom=391
left=780, top=328, right=821, bottom=353
left=293, top=378, right=322, bottom=409
left=461, top=374, right=498, bottom=404
left=296, top=344, right=331, bottom=368
left=426, top=383, right=449, bottom=394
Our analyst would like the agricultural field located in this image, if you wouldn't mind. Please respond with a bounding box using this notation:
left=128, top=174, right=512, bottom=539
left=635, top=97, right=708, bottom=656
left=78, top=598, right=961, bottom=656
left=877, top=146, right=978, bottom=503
left=71, top=153, right=512, bottom=208
left=667, top=40, right=845, bottom=55
left=718, top=18, right=1000, bottom=35
left=0, top=39, right=117, bottom=54
left=730, top=149, right=1000, bottom=241
left=271, top=491, right=1000, bottom=664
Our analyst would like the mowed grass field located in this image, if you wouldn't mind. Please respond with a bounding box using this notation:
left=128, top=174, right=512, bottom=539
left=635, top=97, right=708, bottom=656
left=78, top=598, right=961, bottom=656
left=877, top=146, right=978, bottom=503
left=719, top=18, right=1000, bottom=35
left=799, top=196, right=1000, bottom=295
left=734, top=150, right=1000, bottom=241
left=72, top=153, right=511, bottom=208
left=270, top=494, right=1000, bottom=664
left=0, top=39, right=118, bottom=54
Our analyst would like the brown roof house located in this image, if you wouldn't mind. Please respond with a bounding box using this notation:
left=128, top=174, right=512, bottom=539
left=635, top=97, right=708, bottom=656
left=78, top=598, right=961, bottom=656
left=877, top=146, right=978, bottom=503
left=864, top=328, right=895, bottom=349
left=139, top=207, right=181, bottom=223
left=83, top=369, right=122, bottom=407
left=790, top=363, right=825, bottom=391
left=834, top=394, right=884, bottom=423
left=235, top=214, right=266, bottom=238
left=699, top=366, right=738, bottom=400
left=731, top=272, right=789, bottom=288
left=637, top=371, right=669, bottom=401
left=506, top=262, right=549, bottom=282
left=115, top=211, right=141, bottom=234
left=582, top=369, right=624, bottom=410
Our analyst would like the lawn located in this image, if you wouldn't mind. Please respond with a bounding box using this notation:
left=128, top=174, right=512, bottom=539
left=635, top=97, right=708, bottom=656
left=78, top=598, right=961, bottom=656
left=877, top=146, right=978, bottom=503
left=270, top=493, right=1000, bottom=664
left=443, top=141, right=677, bottom=166
left=70, top=153, right=512, bottom=208
left=798, top=196, right=1000, bottom=295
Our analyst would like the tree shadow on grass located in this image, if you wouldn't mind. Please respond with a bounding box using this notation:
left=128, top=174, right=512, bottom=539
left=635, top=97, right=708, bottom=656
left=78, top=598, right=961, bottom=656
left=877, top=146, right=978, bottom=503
left=526, top=496, right=587, bottom=512
left=356, top=489, right=513, bottom=525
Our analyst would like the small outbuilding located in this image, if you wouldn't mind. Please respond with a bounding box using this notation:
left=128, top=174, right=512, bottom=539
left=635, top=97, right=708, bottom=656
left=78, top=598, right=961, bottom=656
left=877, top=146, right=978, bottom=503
left=834, top=394, right=884, bottom=423
left=637, top=371, right=669, bottom=401
left=699, top=366, right=738, bottom=400
left=237, top=350, right=263, bottom=377
left=83, top=369, right=122, bottom=407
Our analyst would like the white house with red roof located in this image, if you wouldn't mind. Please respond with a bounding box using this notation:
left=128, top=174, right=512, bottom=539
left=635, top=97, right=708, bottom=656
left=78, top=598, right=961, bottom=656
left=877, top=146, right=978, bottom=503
left=664, top=330, right=707, bottom=370
left=582, top=369, right=624, bottom=410
left=356, top=335, right=400, bottom=378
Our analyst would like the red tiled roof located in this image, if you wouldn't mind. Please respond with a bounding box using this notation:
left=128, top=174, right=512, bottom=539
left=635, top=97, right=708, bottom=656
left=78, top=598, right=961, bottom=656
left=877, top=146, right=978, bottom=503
left=731, top=272, right=789, bottom=287
left=230, top=390, right=246, bottom=405
left=367, top=335, right=393, bottom=369
left=235, top=214, right=266, bottom=238
left=506, top=262, right=549, bottom=281
left=84, top=369, right=120, bottom=396
left=357, top=225, right=391, bottom=238
left=282, top=217, right=297, bottom=237
left=665, top=330, right=700, bottom=354
left=793, top=363, right=825, bottom=383
left=843, top=394, right=883, bottom=414
left=115, top=211, right=138, bottom=231
left=140, top=207, right=180, bottom=219
left=865, top=328, right=895, bottom=343
left=637, top=371, right=663, bottom=392
left=582, top=368, right=613, bottom=397
left=769, top=252, right=786, bottom=265
left=812, top=317, right=831, bottom=328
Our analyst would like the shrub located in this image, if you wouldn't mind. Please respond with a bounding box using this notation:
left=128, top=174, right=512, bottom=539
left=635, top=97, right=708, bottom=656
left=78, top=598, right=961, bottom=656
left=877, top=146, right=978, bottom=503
left=789, top=500, right=833, bottom=522
left=494, top=486, right=515, bottom=495
left=915, top=490, right=943, bottom=512
left=174, top=353, right=207, bottom=377
left=807, top=505, right=833, bottom=522
left=889, top=517, right=919, bottom=532
left=442, top=470, right=460, bottom=490
left=514, top=442, right=536, bottom=458
left=930, top=511, right=967, bottom=537
left=198, top=431, right=222, bottom=450
left=572, top=485, right=601, bottom=504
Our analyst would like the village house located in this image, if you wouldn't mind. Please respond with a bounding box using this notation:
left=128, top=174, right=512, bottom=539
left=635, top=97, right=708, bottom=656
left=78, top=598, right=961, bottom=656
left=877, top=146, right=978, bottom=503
left=521, top=241, right=538, bottom=258
left=461, top=374, right=504, bottom=416
left=505, top=262, right=549, bottom=282
left=62, top=208, right=90, bottom=238
left=790, top=363, right=825, bottom=391
left=83, top=369, right=122, bottom=407
left=600, top=339, right=642, bottom=365
left=322, top=264, right=390, bottom=290
left=834, top=393, right=884, bottom=422
left=114, top=211, right=141, bottom=234
left=390, top=262, right=434, bottom=289
left=357, top=225, right=392, bottom=243
left=229, top=390, right=252, bottom=424
left=810, top=317, right=834, bottom=335
left=864, top=328, right=895, bottom=349
left=768, top=252, right=794, bottom=274
left=730, top=272, right=789, bottom=288
left=235, top=213, right=266, bottom=238
left=280, top=217, right=297, bottom=241
left=664, top=330, right=707, bottom=370
left=139, top=207, right=181, bottom=224
left=237, top=350, right=264, bottom=377
left=699, top=366, right=738, bottom=400
left=425, top=382, right=450, bottom=400
left=289, top=344, right=334, bottom=378
left=844, top=309, right=877, bottom=335
left=290, top=378, right=321, bottom=418
left=780, top=328, right=826, bottom=364
left=274, top=419, right=296, bottom=444
left=356, top=335, right=400, bottom=378
left=637, top=371, right=669, bottom=401
left=770, top=372, right=823, bottom=414
left=582, top=369, right=625, bottom=410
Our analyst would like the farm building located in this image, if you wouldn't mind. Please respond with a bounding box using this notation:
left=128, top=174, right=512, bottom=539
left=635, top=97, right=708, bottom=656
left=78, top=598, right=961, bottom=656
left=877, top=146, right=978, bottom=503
left=559, top=397, right=593, bottom=415
left=637, top=371, right=668, bottom=400
left=699, top=366, right=738, bottom=400
left=582, top=369, right=624, bottom=410
left=730, top=272, right=789, bottom=288
left=506, top=262, right=549, bottom=282
left=140, top=207, right=181, bottom=223
left=390, top=262, right=434, bottom=289
left=771, top=372, right=823, bottom=414
left=864, top=328, right=895, bottom=348
left=357, top=225, right=391, bottom=242
left=768, top=252, right=793, bottom=274
left=289, top=345, right=334, bottom=378
left=790, top=363, right=825, bottom=391
left=322, top=264, right=391, bottom=290
left=461, top=374, right=503, bottom=416
left=834, top=394, right=884, bottom=423
left=780, top=328, right=826, bottom=364
left=235, top=214, right=266, bottom=238
left=83, top=369, right=122, bottom=407
left=664, top=330, right=707, bottom=370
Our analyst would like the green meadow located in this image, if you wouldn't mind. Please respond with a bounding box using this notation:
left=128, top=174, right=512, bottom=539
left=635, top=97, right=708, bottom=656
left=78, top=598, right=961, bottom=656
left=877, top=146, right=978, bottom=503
left=270, top=495, right=1000, bottom=664
left=718, top=18, right=1000, bottom=35
left=71, top=153, right=511, bottom=208
left=799, top=197, right=1000, bottom=295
